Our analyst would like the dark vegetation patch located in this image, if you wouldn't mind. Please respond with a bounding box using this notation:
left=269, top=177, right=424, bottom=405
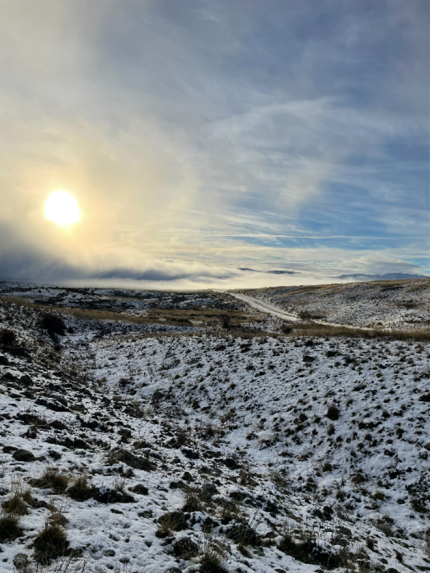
left=0, top=514, right=23, bottom=543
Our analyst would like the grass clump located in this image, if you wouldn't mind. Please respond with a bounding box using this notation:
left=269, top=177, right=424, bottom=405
left=33, top=522, right=69, bottom=565
left=279, top=533, right=344, bottom=569
left=0, top=513, right=23, bottom=543
left=156, top=510, right=188, bottom=538
left=199, top=551, right=227, bottom=573
left=32, top=468, right=70, bottom=493
left=2, top=492, right=30, bottom=516
left=182, top=491, right=202, bottom=513
left=2, top=480, right=34, bottom=516
left=67, top=476, right=96, bottom=502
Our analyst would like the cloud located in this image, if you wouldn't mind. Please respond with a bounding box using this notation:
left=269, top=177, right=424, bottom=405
left=0, top=0, right=427, bottom=286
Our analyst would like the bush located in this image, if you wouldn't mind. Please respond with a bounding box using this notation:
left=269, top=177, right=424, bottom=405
left=156, top=511, right=188, bottom=537
left=279, top=534, right=342, bottom=569
left=0, top=329, right=16, bottom=345
left=33, top=523, right=69, bottom=565
left=41, top=313, right=66, bottom=336
left=226, top=523, right=260, bottom=547
left=200, top=551, right=227, bottom=573
left=182, top=492, right=202, bottom=513
left=2, top=490, right=32, bottom=516
left=31, top=468, right=70, bottom=493
left=67, top=476, right=96, bottom=502
left=279, top=534, right=317, bottom=565
left=326, top=405, right=340, bottom=421
left=0, top=513, right=23, bottom=543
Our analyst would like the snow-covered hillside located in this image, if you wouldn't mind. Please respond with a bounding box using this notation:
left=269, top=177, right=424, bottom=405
left=0, top=290, right=429, bottom=573
left=238, top=278, right=430, bottom=331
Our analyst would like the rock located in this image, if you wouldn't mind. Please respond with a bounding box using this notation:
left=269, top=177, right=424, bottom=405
left=338, top=526, right=352, bottom=538
left=181, top=447, right=199, bottom=460
left=224, top=457, right=240, bottom=470
left=12, top=449, right=36, bottom=462
left=48, top=450, right=62, bottom=460
left=2, top=372, right=16, bottom=381
left=169, top=480, right=187, bottom=490
left=0, top=355, right=9, bottom=365
left=104, top=549, right=115, bottom=557
left=35, top=397, right=69, bottom=412
left=201, top=483, right=218, bottom=500
left=172, top=536, right=199, bottom=558
left=109, top=449, right=155, bottom=471
left=130, top=484, right=149, bottom=495
left=19, top=375, right=33, bottom=386
left=94, top=487, right=135, bottom=504
left=3, top=445, right=17, bottom=453
left=151, top=390, right=164, bottom=403
left=419, top=393, right=430, bottom=402
left=13, top=553, right=29, bottom=571
left=138, top=510, right=153, bottom=518
left=31, top=499, right=51, bottom=509
left=303, top=355, right=316, bottom=363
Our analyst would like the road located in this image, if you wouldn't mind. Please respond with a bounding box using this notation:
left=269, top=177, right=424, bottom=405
left=230, top=292, right=375, bottom=331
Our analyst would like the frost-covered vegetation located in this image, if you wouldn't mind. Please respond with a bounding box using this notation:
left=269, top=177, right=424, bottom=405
left=0, top=282, right=429, bottom=573
left=239, top=278, right=430, bottom=331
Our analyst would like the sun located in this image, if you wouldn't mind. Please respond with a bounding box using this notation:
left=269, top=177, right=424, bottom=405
left=45, top=190, right=81, bottom=226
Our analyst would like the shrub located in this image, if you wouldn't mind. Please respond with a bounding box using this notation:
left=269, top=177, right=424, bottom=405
left=226, top=523, right=260, bottom=547
left=0, top=329, right=16, bottom=345
left=182, top=492, right=202, bottom=513
left=41, top=313, right=66, bottom=336
left=326, top=405, right=340, bottom=421
left=2, top=491, right=31, bottom=516
left=67, top=476, right=96, bottom=502
left=33, top=523, right=69, bottom=565
left=31, top=468, right=70, bottom=493
left=0, top=513, right=23, bottom=543
left=200, top=550, right=227, bottom=573
left=173, top=536, right=199, bottom=558
left=411, top=497, right=427, bottom=513
left=279, top=534, right=317, bottom=565
left=156, top=511, right=188, bottom=537
left=279, top=534, right=342, bottom=569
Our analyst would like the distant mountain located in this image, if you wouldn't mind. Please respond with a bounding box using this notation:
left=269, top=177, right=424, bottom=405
left=337, top=273, right=426, bottom=281
left=239, top=268, right=295, bottom=274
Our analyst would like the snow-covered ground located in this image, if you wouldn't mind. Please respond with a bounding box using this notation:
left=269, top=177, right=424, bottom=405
left=236, top=278, right=430, bottom=331
left=0, top=287, right=429, bottom=573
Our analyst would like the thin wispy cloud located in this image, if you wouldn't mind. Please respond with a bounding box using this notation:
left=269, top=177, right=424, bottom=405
left=0, top=0, right=428, bottom=287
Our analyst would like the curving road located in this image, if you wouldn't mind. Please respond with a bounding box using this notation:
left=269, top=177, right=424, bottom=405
left=230, top=292, right=376, bottom=331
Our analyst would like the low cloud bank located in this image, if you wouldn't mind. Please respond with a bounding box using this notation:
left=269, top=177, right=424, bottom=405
left=1, top=247, right=427, bottom=293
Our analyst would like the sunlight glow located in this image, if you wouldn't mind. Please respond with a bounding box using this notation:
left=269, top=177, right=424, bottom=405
left=45, top=191, right=81, bottom=226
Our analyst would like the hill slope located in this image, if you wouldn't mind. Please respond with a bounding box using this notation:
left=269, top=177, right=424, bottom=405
left=0, top=290, right=429, bottom=572
left=237, top=278, right=430, bottom=331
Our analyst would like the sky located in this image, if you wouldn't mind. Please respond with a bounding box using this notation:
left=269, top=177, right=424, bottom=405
left=0, top=0, right=429, bottom=289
